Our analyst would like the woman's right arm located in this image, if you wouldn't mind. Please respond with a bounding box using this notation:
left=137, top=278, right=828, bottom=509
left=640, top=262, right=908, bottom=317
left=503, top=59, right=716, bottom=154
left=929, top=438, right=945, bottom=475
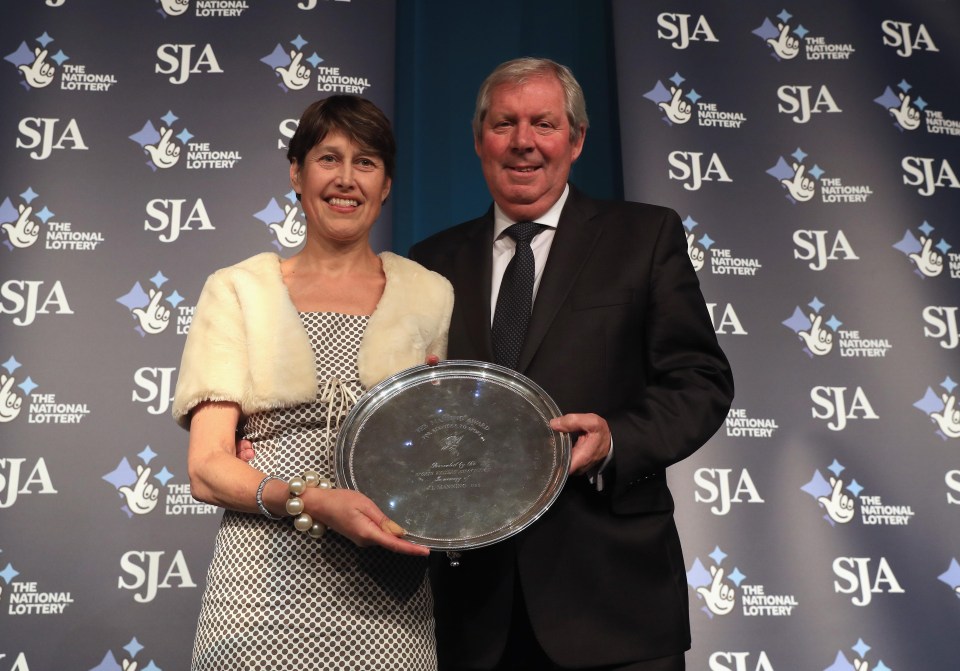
left=189, top=400, right=428, bottom=556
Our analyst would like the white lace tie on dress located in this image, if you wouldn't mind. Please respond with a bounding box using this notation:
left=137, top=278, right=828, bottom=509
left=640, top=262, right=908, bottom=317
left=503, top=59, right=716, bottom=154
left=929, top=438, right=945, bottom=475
left=318, top=376, right=360, bottom=446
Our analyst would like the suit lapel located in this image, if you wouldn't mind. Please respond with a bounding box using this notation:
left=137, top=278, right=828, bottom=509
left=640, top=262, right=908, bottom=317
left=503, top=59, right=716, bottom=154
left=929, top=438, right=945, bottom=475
left=518, top=188, right=602, bottom=372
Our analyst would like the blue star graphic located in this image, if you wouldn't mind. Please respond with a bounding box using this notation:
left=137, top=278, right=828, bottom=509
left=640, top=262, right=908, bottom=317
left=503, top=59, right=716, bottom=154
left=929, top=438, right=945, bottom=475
left=852, top=638, right=871, bottom=658
left=936, top=239, right=951, bottom=255
left=87, top=650, right=119, bottom=671
left=142, top=661, right=163, bottom=671
left=102, top=457, right=136, bottom=489
left=914, top=96, right=927, bottom=111
left=828, top=460, right=845, bottom=477
left=874, top=662, right=891, bottom=671
left=161, top=111, right=179, bottom=127
left=794, top=25, right=809, bottom=39
left=166, top=290, right=184, bottom=309
left=17, top=376, right=38, bottom=395
left=20, top=187, right=39, bottom=203
left=254, top=198, right=285, bottom=226
left=0, top=562, right=20, bottom=584
left=699, top=234, right=715, bottom=250
left=777, top=10, right=793, bottom=23
left=727, top=567, right=746, bottom=586
left=808, top=297, right=825, bottom=313
left=808, top=164, right=825, bottom=180
left=36, top=206, right=54, bottom=223
left=847, top=479, right=863, bottom=497
left=682, top=216, right=698, bottom=232
left=155, top=466, right=174, bottom=487
left=150, top=272, right=168, bottom=289
left=51, top=50, right=69, bottom=66
left=686, top=89, right=701, bottom=105
left=669, top=72, right=685, bottom=87
left=792, top=148, right=807, bottom=163
left=284, top=190, right=299, bottom=205
left=138, top=445, right=158, bottom=464
left=176, top=128, right=194, bottom=144
left=897, top=79, right=911, bottom=93
left=306, top=52, right=324, bottom=68
left=942, top=377, right=957, bottom=394
left=709, top=546, right=727, bottom=565
left=938, top=558, right=960, bottom=590
left=918, top=221, right=934, bottom=236
left=2, top=356, right=21, bottom=374
left=124, top=637, right=144, bottom=658
left=826, top=315, right=843, bottom=331
left=36, top=32, right=54, bottom=48
left=290, top=34, right=308, bottom=50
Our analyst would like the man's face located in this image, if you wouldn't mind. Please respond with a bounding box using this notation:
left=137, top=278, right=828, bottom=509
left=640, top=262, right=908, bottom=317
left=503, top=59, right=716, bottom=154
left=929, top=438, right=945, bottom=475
left=475, top=75, right=585, bottom=222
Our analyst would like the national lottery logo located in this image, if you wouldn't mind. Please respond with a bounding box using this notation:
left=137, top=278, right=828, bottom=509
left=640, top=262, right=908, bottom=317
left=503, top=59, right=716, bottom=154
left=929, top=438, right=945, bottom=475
left=1, top=547, right=74, bottom=615
left=873, top=80, right=924, bottom=132
left=682, top=215, right=761, bottom=276
left=115, top=272, right=187, bottom=337
left=102, top=445, right=215, bottom=517
left=687, top=546, right=799, bottom=619
left=0, top=354, right=90, bottom=425
left=822, top=639, right=893, bottom=671
left=4, top=31, right=117, bottom=92
left=752, top=10, right=855, bottom=61
left=783, top=297, right=891, bottom=359
left=801, top=460, right=914, bottom=527
left=129, top=110, right=241, bottom=171
left=0, top=356, right=34, bottom=424
left=254, top=190, right=306, bottom=250
left=261, top=35, right=372, bottom=94
left=1, top=186, right=105, bottom=252
left=913, top=376, right=960, bottom=441
left=767, top=148, right=873, bottom=205
left=154, top=0, right=250, bottom=18
left=939, top=558, right=960, bottom=600
left=642, top=72, right=747, bottom=129
left=893, top=220, right=959, bottom=279
left=88, top=637, right=166, bottom=671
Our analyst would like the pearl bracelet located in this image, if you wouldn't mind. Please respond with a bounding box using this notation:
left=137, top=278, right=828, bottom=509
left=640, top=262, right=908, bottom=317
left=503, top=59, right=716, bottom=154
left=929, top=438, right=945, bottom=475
left=285, top=470, right=334, bottom=539
left=256, top=475, right=284, bottom=520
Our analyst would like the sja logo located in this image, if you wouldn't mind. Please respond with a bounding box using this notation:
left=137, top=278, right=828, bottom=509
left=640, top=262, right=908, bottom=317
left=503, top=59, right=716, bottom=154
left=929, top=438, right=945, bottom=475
left=144, top=198, right=215, bottom=243
left=656, top=13, right=719, bottom=49
left=0, top=458, right=58, bottom=509
left=0, top=280, right=73, bottom=326
left=155, top=44, right=224, bottom=85
left=117, top=550, right=196, bottom=603
left=132, top=367, right=177, bottom=415
left=810, top=386, right=879, bottom=431
left=832, top=557, right=904, bottom=606
left=16, top=118, right=87, bottom=160
left=946, top=470, right=960, bottom=504
left=792, top=230, right=859, bottom=271
left=923, top=306, right=959, bottom=349
left=708, top=652, right=774, bottom=671
left=668, top=151, right=732, bottom=191
left=881, top=20, right=939, bottom=57
left=694, top=468, right=764, bottom=515
left=707, top=302, right=747, bottom=335
left=777, top=85, right=842, bottom=124
left=901, top=156, right=960, bottom=196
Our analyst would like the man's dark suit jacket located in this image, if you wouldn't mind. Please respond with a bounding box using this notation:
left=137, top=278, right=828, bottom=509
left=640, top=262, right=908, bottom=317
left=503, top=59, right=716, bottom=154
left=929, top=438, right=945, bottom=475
left=409, top=186, right=734, bottom=669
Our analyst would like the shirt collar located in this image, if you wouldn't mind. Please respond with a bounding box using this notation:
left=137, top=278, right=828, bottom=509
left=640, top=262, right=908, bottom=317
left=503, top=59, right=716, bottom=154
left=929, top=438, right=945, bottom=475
left=493, top=184, right=569, bottom=239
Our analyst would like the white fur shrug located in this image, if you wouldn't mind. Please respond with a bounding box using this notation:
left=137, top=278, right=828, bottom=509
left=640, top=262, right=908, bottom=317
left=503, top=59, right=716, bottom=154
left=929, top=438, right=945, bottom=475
left=172, top=251, right=453, bottom=429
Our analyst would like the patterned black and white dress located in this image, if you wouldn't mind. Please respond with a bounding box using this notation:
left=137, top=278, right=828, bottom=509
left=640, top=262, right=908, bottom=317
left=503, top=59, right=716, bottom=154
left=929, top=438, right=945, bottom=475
left=191, top=313, right=436, bottom=670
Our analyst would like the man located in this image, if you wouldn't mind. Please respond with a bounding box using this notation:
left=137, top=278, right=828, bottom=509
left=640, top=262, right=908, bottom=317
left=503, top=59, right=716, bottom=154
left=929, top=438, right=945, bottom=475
left=409, top=58, right=734, bottom=671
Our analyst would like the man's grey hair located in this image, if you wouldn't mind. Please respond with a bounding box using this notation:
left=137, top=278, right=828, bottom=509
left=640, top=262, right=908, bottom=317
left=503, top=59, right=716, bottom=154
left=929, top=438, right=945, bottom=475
left=472, top=57, right=589, bottom=144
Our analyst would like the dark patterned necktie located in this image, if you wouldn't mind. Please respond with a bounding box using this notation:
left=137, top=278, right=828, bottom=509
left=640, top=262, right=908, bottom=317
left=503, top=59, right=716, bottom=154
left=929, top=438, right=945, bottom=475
left=492, top=221, right=545, bottom=370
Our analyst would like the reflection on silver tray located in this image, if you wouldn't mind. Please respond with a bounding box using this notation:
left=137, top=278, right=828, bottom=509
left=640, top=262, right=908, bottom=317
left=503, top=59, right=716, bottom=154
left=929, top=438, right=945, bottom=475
left=335, top=360, right=570, bottom=550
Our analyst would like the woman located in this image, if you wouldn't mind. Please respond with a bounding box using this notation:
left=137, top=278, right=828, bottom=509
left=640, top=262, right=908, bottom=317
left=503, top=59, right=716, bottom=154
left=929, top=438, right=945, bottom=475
left=172, top=95, right=453, bottom=670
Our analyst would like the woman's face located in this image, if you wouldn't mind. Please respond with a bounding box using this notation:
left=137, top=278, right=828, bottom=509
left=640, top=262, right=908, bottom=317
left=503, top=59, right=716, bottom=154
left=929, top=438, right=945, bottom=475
left=290, top=131, right=391, bottom=246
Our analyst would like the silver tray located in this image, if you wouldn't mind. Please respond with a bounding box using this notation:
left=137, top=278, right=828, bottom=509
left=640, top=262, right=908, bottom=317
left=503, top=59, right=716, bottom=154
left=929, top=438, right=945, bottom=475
left=335, top=360, right=570, bottom=550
